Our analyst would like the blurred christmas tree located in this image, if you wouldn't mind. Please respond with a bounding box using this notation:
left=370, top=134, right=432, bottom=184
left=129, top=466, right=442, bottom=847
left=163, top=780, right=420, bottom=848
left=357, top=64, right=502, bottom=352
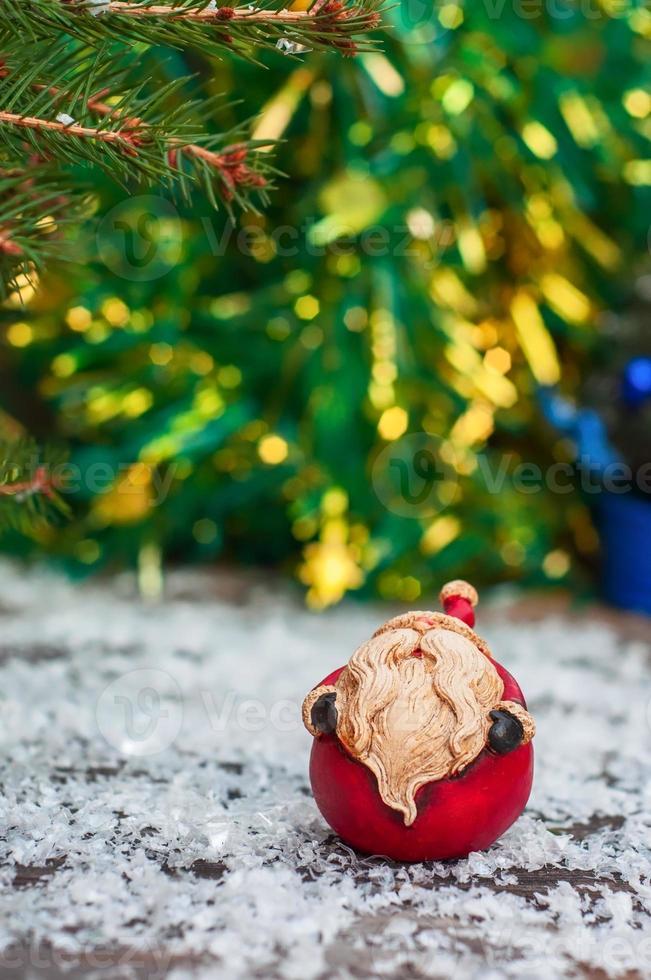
left=1, top=0, right=650, bottom=605
left=0, top=0, right=380, bottom=290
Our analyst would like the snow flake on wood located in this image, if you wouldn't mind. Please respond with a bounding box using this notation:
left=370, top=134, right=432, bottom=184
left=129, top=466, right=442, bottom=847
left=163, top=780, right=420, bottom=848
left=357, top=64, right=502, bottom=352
left=0, top=562, right=649, bottom=978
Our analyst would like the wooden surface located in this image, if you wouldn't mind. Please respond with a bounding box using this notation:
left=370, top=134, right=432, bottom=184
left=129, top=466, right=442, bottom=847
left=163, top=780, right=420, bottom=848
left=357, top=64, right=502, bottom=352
left=0, top=586, right=649, bottom=980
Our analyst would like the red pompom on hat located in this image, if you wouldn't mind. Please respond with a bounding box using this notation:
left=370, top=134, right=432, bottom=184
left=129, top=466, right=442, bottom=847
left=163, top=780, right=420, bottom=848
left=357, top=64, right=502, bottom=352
left=439, top=579, right=479, bottom=627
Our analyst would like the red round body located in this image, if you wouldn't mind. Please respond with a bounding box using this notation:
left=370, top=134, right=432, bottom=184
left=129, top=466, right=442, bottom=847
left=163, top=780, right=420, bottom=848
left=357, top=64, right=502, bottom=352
left=309, top=660, right=533, bottom=862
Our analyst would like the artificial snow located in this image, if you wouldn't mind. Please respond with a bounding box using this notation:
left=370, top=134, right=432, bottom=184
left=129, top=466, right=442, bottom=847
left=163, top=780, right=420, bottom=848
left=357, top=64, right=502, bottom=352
left=0, top=561, right=649, bottom=978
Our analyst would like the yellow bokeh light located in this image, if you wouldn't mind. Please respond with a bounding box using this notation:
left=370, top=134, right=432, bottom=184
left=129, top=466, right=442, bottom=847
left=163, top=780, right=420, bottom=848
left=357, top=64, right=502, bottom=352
left=6, top=270, right=38, bottom=307
left=349, top=121, right=372, bottom=146
left=66, top=306, right=92, bottom=332
left=400, top=576, right=422, bottom=601
left=540, top=274, right=591, bottom=325
left=623, top=89, right=651, bottom=118
left=425, top=123, right=457, bottom=159
left=35, top=214, right=57, bottom=234
left=191, top=352, right=214, bottom=375
left=451, top=402, right=494, bottom=447
left=484, top=346, right=512, bottom=374
left=251, top=67, right=315, bottom=145
left=439, top=3, right=464, bottom=28
left=285, top=270, right=312, bottom=294
left=378, top=406, right=408, bottom=441
left=501, top=540, right=526, bottom=566
left=344, top=306, right=368, bottom=332
left=218, top=365, right=242, bottom=388
left=543, top=549, right=570, bottom=578
left=7, top=322, right=33, bottom=347
left=373, top=361, right=398, bottom=385
left=258, top=434, right=289, bottom=464
left=623, top=160, right=651, bottom=185
left=295, top=295, right=320, bottom=320
left=521, top=121, right=558, bottom=159
left=322, top=487, right=348, bottom=517
left=361, top=53, right=405, bottom=97
left=292, top=515, right=318, bottom=541
left=211, top=294, right=251, bottom=319
left=195, top=388, right=223, bottom=418
left=471, top=321, right=499, bottom=350
left=442, top=79, right=474, bottom=116
left=310, top=80, right=332, bottom=108
left=94, top=464, right=153, bottom=526
left=430, top=268, right=477, bottom=317
left=150, top=342, right=173, bottom=366
left=406, top=207, right=435, bottom=240
left=122, top=388, right=153, bottom=418
left=421, top=515, right=461, bottom=555
left=299, top=530, right=363, bottom=609
left=300, top=325, right=323, bottom=350
left=101, top=297, right=130, bottom=327
left=51, top=353, right=76, bottom=377
left=563, top=212, right=619, bottom=270
left=76, top=539, right=101, bottom=564
left=457, top=219, right=486, bottom=275
left=628, top=7, right=651, bottom=36
left=510, top=291, right=560, bottom=385
left=558, top=92, right=599, bottom=148
left=444, top=334, right=518, bottom=408
left=333, top=253, right=360, bottom=278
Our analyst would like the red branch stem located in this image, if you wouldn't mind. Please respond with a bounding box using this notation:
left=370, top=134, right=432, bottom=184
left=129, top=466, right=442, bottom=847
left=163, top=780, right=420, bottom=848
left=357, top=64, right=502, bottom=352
left=0, top=467, right=55, bottom=498
left=104, top=1, right=361, bottom=25
left=0, top=110, right=141, bottom=154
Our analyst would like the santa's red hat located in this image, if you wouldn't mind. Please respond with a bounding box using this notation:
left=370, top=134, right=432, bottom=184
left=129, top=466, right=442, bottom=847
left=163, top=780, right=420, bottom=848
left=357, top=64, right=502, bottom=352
left=439, top=579, right=479, bottom=628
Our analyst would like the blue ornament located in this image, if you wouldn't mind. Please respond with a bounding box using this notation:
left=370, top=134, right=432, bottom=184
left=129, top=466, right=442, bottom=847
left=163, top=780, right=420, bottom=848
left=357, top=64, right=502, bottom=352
left=621, top=357, right=651, bottom=409
left=537, top=385, right=619, bottom=474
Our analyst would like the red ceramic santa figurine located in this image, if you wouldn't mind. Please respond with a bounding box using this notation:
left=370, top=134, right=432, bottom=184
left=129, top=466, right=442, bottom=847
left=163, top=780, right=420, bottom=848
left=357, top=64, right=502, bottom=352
left=302, top=580, right=535, bottom=861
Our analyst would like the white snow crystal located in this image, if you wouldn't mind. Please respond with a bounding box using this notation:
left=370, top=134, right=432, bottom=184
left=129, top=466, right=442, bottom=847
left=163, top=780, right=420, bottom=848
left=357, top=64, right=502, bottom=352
left=0, top=560, right=648, bottom=978
left=83, top=0, right=111, bottom=15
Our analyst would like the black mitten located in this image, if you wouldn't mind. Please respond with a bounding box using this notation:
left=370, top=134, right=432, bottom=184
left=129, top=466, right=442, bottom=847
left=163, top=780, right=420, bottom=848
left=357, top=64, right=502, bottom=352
left=311, top=692, right=338, bottom=735
left=488, top=709, right=524, bottom=754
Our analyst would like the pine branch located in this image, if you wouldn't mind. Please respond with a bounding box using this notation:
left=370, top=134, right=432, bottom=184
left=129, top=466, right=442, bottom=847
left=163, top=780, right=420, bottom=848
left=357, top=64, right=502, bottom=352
left=0, top=46, right=207, bottom=184
left=0, top=0, right=382, bottom=287
left=4, top=0, right=382, bottom=58
left=0, top=438, right=70, bottom=533
left=0, top=58, right=275, bottom=210
left=78, top=89, right=275, bottom=206
left=0, top=109, right=145, bottom=152
left=102, top=0, right=381, bottom=54
left=0, top=166, right=91, bottom=292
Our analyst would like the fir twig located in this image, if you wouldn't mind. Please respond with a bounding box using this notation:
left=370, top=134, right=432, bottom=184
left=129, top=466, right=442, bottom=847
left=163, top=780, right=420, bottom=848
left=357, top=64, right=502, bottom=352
left=0, top=0, right=382, bottom=288
left=8, top=0, right=382, bottom=58
left=0, top=166, right=91, bottom=292
left=0, top=109, right=146, bottom=153
left=0, top=439, right=70, bottom=533
left=0, top=61, right=275, bottom=208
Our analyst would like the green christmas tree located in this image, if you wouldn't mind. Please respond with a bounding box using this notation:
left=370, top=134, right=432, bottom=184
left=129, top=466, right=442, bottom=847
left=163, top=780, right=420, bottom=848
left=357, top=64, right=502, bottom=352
left=1, top=0, right=650, bottom=605
left=0, top=0, right=380, bottom=288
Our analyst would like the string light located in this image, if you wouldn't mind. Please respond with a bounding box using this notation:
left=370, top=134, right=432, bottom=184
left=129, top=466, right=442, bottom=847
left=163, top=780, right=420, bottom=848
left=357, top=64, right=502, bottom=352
left=510, top=292, right=560, bottom=385
left=258, top=435, right=289, bottom=464
left=294, top=295, right=320, bottom=320
left=7, top=322, right=33, bottom=347
left=378, top=406, right=408, bottom=441
left=521, top=121, right=558, bottom=159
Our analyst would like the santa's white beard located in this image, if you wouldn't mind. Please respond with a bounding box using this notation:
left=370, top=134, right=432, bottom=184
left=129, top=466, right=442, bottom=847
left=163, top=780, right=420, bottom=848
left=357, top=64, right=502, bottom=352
left=336, top=627, right=504, bottom=825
